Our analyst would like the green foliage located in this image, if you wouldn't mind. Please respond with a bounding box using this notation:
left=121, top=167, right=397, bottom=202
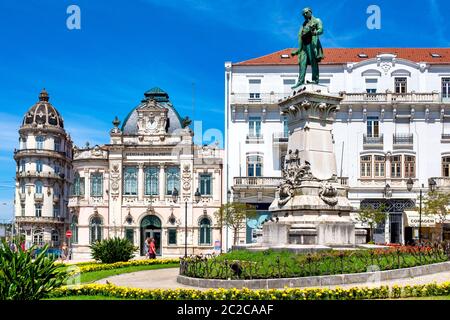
left=356, top=204, right=386, bottom=242
left=0, top=241, right=67, bottom=300
left=182, top=246, right=449, bottom=279
left=90, top=237, right=138, bottom=264
left=214, top=202, right=257, bottom=245
left=423, top=191, right=450, bottom=241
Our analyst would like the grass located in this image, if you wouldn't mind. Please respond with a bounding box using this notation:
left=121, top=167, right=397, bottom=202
left=79, top=263, right=179, bottom=283
left=399, top=295, right=450, bottom=300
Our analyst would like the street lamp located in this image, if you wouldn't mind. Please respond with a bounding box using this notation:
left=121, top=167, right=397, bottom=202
left=172, top=187, right=202, bottom=258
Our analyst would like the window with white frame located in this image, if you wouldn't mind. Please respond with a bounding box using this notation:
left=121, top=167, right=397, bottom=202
left=35, top=204, right=42, bottom=217
left=374, top=155, right=385, bottom=177
left=35, top=180, right=43, bottom=194
left=145, top=167, right=159, bottom=196
left=54, top=137, right=61, bottom=152
left=442, top=78, right=450, bottom=99
left=19, top=137, right=27, bottom=149
left=248, top=79, right=261, bottom=100
left=90, top=173, right=103, bottom=196
left=33, top=229, right=44, bottom=245
left=51, top=230, right=59, bottom=245
left=123, top=167, right=138, bottom=196
left=36, top=136, right=45, bottom=149
left=247, top=155, right=263, bottom=177
left=283, top=116, right=288, bottom=138
left=36, top=160, right=43, bottom=173
left=71, top=172, right=85, bottom=196
left=166, top=166, right=180, bottom=195
left=20, top=160, right=26, bottom=172
left=71, top=215, right=78, bottom=244
left=366, top=116, right=379, bottom=137
left=199, top=173, right=212, bottom=195
left=53, top=206, right=60, bottom=218
left=20, top=181, right=25, bottom=194
left=21, top=203, right=25, bottom=216
left=391, top=155, right=402, bottom=178
left=395, top=77, right=407, bottom=94
left=360, top=156, right=372, bottom=178
left=248, top=116, right=262, bottom=138
left=404, top=156, right=415, bottom=178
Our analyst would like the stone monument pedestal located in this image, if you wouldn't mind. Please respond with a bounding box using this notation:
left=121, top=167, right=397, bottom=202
left=237, top=85, right=366, bottom=252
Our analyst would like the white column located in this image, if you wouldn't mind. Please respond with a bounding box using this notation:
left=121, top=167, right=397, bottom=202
left=159, top=165, right=165, bottom=201
left=138, top=163, right=144, bottom=201
left=84, top=169, right=89, bottom=201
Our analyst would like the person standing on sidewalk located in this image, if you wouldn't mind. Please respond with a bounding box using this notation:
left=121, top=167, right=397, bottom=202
left=148, top=238, right=156, bottom=259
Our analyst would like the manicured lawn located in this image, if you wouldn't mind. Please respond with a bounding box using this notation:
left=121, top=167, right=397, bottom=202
left=400, top=295, right=450, bottom=300
left=79, top=263, right=179, bottom=283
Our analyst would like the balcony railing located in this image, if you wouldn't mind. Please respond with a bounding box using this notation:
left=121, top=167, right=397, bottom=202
left=363, top=134, right=383, bottom=145
left=16, top=216, right=66, bottom=224
left=34, top=193, right=44, bottom=202
left=341, top=92, right=443, bottom=103
left=246, top=133, right=264, bottom=143
left=442, top=134, right=450, bottom=140
left=230, top=92, right=447, bottom=105
left=234, top=177, right=284, bottom=187
left=393, top=133, right=413, bottom=145
left=272, top=132, right=289, bottom=143
left=233, top=176, right=348, bottom=187
left=430, top=177, right=450, bottom=189
left=230, top=93, right=288, bottom=104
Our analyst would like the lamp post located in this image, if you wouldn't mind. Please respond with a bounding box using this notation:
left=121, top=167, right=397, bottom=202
left=172, top=187, right=201, bottom=258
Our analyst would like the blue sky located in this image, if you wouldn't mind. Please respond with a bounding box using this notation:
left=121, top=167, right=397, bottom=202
left=0, top=0, right=449, bottom=220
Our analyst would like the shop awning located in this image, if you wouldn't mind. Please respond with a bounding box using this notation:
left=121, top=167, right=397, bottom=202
left=404, top=211, right=437, bottom=227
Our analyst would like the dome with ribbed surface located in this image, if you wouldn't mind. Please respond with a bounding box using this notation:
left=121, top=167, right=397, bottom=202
left=22, top=89, right=64, bottom=128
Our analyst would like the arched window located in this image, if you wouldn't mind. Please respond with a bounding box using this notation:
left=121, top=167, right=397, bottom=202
left=71, top=215, right=78, bottom=244
left=247, top=155, right=263, bottom=177
left=90, top=173, right=103, bottom=197
left=166, top=166, right=180, bottom=195
left=145, top=167, right=159, bottom=196
left=36, top=136, right=45, bottom=150
left=33, top=229, right=44, bottom=246
left=35, top=181, right=43, bottom=194
left=123, top=167, right=138, bottom=196
left=199, top=217, right=211, bottom=245
left=54, top=137, right=61, bottom=152
left=71, top=172, right=85, bottom=196
left=90, top=216, right=103, bottom=243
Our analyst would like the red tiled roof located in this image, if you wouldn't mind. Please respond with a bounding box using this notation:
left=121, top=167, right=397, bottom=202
left=235, top=48, right=450, bottom=66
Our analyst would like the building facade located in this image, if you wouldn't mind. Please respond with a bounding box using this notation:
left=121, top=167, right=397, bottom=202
left=68, top=88, right=224, bottom=259
left=14, top=89, right=73, bottom=249
left=225, top=48, right=450, bottom=245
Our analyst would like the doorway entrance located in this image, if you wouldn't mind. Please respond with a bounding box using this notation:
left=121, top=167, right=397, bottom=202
left=140, top=215, right=162, bottom=256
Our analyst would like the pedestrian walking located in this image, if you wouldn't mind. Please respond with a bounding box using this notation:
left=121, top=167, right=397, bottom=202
left=148, top=237, right=156, bottom=259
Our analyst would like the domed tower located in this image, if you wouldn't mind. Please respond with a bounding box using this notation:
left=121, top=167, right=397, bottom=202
left=14, top=89, right=73, bottom=248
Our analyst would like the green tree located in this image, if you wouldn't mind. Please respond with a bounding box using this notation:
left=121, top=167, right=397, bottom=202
left=356, top=204, right=386, bottom=243
left=422, top=191, right=450, bottom=241
left=214, top=202, right=257, bottom=246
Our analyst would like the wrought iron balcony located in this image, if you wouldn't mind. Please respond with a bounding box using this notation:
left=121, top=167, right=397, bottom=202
left=393, top=133, right=413, bottom=145
left=246, top=133, right=264, bottom=143
left=363, top=134, right=383, bottom=146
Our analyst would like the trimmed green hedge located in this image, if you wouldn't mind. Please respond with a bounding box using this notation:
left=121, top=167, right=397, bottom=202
left=66, top=258, right=180, bottom=273
left=49, top=282, right=450, bottom=300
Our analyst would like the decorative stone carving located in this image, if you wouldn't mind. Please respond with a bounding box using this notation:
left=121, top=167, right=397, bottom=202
left=318, top=182, right=338, bottom=206
left=110, top=164, right=121, bottom=196
left=182, top=164, right=191, bottom=192
left=136, top=98, right=168, bottom=135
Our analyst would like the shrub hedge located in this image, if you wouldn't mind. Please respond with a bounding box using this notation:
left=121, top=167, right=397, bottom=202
left=67, top=258, right=180, bottom=273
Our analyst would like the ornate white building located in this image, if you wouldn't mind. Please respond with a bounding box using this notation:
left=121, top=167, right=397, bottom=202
left=225, top=48, right=450, bottom=245
left=68, top=88, right=224, bottom=259
left=14, top=89, right=73, bottom=248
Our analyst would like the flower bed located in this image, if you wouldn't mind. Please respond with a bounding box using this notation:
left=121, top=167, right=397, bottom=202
left=66, top=258, right=180, bottom=273
left=49, top=282, right=450, bottom=300
left=181, top=244, right=450, bottom=279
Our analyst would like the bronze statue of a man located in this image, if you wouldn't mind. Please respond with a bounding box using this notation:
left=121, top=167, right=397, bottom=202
left=291, top=7, right=324, bottom=88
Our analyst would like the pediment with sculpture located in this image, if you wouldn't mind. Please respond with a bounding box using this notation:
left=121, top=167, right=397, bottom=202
left=136, top=98, right=169, bottom=135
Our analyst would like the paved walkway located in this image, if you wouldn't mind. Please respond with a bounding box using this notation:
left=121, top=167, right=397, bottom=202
left=96, top=268, right=450, bottom=290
